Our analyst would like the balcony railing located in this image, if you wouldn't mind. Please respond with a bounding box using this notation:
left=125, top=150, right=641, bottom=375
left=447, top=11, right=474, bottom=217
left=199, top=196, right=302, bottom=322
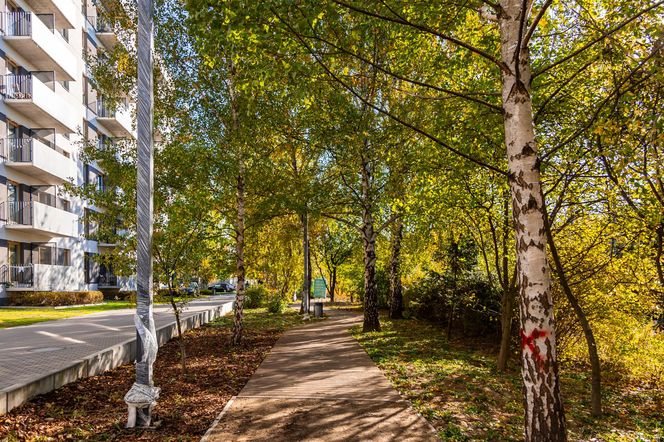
left=2, top=72, right=58, bottom=99
left=86, top=15, right=112, bottom=33
left=1, top=195, right=72, bottom=224
left=98, top=273, right=118, bottom=287
left=0, top=138, right=33, bottom=162
left=2, top=201, right=33, bottom=225
left=95, top=99, right=117, bottom=118
left=36, top=192, right=72, bottom=212
left=3, top=11, right=32, bottom=35
left=0, top=264, right=34, bottom=288
left=0, top=137, right=69, bottom=161
left=2, top=74, right=33, bottom=100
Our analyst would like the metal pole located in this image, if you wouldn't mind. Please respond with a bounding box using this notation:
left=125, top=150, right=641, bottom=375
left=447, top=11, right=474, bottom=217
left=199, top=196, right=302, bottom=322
left=124, top=0, right=159, bottom=428
left=303, top=210, right=310, bottom=318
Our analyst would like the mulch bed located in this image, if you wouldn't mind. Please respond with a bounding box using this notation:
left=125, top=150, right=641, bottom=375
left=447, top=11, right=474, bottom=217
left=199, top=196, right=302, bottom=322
left=0, top=319, right=283, bottom=441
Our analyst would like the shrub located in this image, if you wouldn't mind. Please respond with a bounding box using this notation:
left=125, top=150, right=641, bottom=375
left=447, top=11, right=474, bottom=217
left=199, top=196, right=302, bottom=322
left=114, top=290, right=135, bottom=301
left=243, top=285, right=268, bottom=309
left=124, top=289, right=198, bottom=305
left=403, top=270, right=500, bottom=336
left=267, top=292, right=288, bottom=314
left=8, top=290, right=103, bottom=306
left=200, top=289, right=213, bottom=296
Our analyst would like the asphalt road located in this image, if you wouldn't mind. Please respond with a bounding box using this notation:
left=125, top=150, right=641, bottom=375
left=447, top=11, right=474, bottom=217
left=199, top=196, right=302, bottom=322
left=0, top=295, right=235, bottom=391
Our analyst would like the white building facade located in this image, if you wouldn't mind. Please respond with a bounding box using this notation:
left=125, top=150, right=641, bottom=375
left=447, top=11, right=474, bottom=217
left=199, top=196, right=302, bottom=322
left=0, top=0, right=135, bottom=304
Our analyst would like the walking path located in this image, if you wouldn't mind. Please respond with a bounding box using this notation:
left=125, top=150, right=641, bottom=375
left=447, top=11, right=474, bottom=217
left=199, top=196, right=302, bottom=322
left=0, top=295, right=235, bottom=414
left=203, top=311, right=439, bottom=441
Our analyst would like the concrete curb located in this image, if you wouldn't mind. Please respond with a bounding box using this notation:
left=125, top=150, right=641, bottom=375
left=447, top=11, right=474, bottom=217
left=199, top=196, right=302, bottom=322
left=0, top=300, right=234, bottom=415
left=200, top=395, right=236, bottom=442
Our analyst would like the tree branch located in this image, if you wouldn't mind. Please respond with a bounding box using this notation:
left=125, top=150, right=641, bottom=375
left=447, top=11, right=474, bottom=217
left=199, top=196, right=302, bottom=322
left=273, top=8, right=508, bottom=177
left=533, top=1, right=664, bottom=78
left=331, top=0, right=510, bottom=73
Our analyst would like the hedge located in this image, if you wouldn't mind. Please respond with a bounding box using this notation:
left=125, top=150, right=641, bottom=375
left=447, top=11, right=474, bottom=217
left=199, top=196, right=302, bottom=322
left=8, top=290, right=104, bottom=306
left=112, top=289, right=198, bottom=304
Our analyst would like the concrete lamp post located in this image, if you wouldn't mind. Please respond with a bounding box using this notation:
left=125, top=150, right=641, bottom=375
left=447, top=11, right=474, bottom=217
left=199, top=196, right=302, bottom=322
left=124, top=0, right=159, bottom=428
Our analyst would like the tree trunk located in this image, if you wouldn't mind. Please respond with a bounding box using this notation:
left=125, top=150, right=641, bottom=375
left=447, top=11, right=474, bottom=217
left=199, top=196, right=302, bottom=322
left=330, top=267, right=337, bottom=303
left=169, top=295, right=187, bottom=373
left=499, top=1, right=567, bottom=439
left=497, top=283, right=515, bottom=371
left=656, top=224, right=664, bottom=286
left=301, top=211, right=311, bottom=316
left=498, top=198, right=515, bottom=372
left=231, top=165, right=246, bottom=346
left=389, top=220, right=404, bottom=319
left=362, top=223, right=380, bottom=332
left=446, top=302, right=456, bottom=340
left=544, top=209, right=602, bottom=417
left=361, top=156, right=380, bottom=332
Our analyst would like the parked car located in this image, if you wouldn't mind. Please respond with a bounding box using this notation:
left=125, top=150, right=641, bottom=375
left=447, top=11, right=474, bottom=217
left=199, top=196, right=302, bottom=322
left=209, top=282, right=235, bottom=293
left=182, top=282, right=199, bottom=296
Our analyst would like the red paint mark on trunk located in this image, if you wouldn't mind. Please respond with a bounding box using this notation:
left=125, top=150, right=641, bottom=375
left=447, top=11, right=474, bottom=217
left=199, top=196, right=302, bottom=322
left=521, top=328, right=547, bottom=367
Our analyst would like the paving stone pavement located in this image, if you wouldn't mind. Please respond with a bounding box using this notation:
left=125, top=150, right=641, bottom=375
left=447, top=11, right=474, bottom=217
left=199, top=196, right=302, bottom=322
left=203, top=311, right=440, bottom=442
left=0, top=295, right=235, bottom=392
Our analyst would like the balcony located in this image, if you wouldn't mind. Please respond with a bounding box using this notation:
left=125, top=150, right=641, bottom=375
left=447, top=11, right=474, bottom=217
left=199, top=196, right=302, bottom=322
left=86, top=16, right=117, bottom=50
left=0, top=137, right=75, bottom=184
left=22, top=0, right=76, bottom=29
left=1, top=199, right=77, bottom=237
left=1, top=264, right=78, bottom=290
left=90, top=99, right=134, bottom=138
left=1, top=264, right=34, bottom=289
left=1, top=73, right=78, bottom=133
left=2, top=12, right=77, bottom=81
left=98, top=272, right=118, bottom=288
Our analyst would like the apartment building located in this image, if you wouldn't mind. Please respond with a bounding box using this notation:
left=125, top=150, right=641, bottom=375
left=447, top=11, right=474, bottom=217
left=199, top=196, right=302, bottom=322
left=0, top=0, right=135, bottom=304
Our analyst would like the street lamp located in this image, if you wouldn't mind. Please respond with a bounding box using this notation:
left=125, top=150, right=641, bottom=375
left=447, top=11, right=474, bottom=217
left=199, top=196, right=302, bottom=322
left=124, top=0, right=158, bottom=428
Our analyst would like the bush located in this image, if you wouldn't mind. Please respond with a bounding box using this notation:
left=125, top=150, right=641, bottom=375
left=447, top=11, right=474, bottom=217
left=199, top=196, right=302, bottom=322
left=266, top=292, right=288, bottom=314
left=243, top=285, right=268, bottom=309
left=114, top=290, right=135, bottom=301
left=121, top=289, right=199, bottom=305
left=200, top=289, right=213, bottom=296
left=404, top=270, right=500, bottom=336
left=8, top=290, right=104, bottom=306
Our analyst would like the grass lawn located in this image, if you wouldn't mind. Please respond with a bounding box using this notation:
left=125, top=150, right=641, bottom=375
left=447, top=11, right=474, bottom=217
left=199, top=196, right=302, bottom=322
left=352, top=315, right=663, bottom=442
left=0, top=308, right=309, bottom=441
left=0, top=301, right=134, bottom=328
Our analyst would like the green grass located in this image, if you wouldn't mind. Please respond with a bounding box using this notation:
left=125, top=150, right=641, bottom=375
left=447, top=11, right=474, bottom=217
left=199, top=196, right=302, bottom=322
left=210, top=307, right=319, bottom=332
left=0, top=294, right=209, bottom=329
left=0, top=301, right=134, bottom=328
left=352, top=315, right=663, bottom=442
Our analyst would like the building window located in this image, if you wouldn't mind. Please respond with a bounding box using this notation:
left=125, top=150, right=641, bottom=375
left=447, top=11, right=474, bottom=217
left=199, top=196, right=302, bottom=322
left=97, top=175, right=105, bottom=192
left=85, top=209, right=99, bottom=240
left=85, top=252, right=99, bottom=283
left=33, top=244, right=71, bottom=266
left=85, top=165, right=106, bottom=192
left=57, top=249, right=70, bottom=266
left=38, top=245, right=52, bottom=265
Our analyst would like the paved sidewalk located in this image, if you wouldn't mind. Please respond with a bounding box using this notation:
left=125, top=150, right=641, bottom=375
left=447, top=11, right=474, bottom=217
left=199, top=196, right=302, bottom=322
left=204, top=311, right=439, bottom=442
left=0, top=295, right=234, bottom=412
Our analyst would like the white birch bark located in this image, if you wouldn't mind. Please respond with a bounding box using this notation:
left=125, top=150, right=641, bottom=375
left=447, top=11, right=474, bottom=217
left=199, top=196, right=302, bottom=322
left=498, top=0, right=567, bottom=439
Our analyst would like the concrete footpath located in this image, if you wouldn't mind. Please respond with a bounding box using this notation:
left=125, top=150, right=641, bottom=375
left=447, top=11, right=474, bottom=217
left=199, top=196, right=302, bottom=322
left=0, top=295, right=235, bottom=414
left=203, top=311, right=439, bottom=442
